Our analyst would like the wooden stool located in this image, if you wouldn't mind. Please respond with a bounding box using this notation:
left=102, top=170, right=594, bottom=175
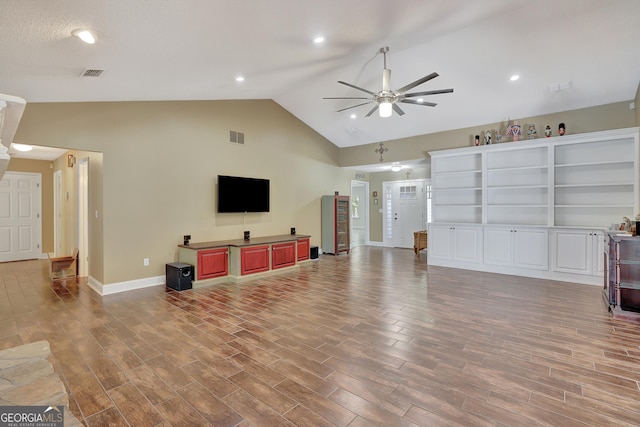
left=413, top=231, right=427, bottom=257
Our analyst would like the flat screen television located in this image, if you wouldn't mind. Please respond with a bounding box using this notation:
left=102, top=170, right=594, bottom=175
left=217, top=175, right=270, bottom=213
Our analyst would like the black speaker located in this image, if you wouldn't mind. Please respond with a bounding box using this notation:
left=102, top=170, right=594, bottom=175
left=310, top=245, right=319, bottom=260
left=166, top=262, right=193, bottom=291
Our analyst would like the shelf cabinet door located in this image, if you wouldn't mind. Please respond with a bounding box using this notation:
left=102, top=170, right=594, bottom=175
left=484, top=228, right=513, bottom=267
left=453, top=226, right=482, bottom=263
left=428, top=225, right=454, bottom=260
left=551, top=229, right=601, bottom=276
left=513, top=228, right=548, bottom=270
left=241, top=245, right=270, bottom=275
left=272, top=242, right=296, bottom=269
left=428, top=224, right=482, bottom=263
left=297, top=238, right=310, bottom=261
left=484, top=226, right=548, bottom=270
left=197, top=248, right=228, bottom=280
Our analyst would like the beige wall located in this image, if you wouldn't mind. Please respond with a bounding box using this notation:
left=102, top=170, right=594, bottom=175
left=11, top=98, right=639, bottom=288
left=340, top=102, right=636, bottom=168
left=15, top=100, right=350, bottom=287
left=7, top=158, right=55, bottom=253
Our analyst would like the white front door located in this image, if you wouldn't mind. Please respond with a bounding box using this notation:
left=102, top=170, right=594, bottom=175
left=0, top=172, right=42, bottom=262
left=392, top=181, right=425, bottom=248
left=383, top=180, right=427, bottom=249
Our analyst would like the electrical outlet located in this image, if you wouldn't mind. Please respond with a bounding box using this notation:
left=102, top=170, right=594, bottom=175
left=143, top=258, right=149, bottom=266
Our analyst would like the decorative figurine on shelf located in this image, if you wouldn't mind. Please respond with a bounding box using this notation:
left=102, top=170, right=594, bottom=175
left=474, top=135, right=480, bottom=146
left=545, top=125, right=552, bottom=138
left=495, top=129, right=502, bottom=143
left=484, top=130, right=492, bottom=145
left=558, top=122, right=566, bottom=136
left=527, top=124, right=537, bottom=139
left=506, top=120, right=522, bottom=142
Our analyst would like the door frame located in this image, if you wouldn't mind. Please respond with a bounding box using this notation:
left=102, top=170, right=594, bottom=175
left=350, top=180, right=370, bottom=248
left=382, top=178, right=429, bottom=248
left=77, top=158, right=89, bottom=277
left=53, top=170, right=62, bottom=256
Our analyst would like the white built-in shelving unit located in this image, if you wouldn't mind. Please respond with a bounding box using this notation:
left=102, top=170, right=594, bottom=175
left=428, top=127, right=639, bottom=286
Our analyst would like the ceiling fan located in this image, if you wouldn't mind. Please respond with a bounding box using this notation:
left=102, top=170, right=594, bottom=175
left=324, top=47, right=453, bottom=118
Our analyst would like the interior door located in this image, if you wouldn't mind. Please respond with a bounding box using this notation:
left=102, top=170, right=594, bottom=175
left=0, top=172, right=42, bottom=262
left=392, top=181, right=425, bottom=248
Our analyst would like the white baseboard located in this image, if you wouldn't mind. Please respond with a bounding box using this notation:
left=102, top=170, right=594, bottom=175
left=87, top=274, right=165, bottom=296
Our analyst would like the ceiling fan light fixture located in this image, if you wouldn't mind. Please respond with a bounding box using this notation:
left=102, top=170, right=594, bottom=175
left=72, top=29, right=96, bottom=44
left=379, top=101, right=393, bottom=118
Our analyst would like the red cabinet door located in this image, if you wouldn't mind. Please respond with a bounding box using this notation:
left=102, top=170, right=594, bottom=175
left=241, top=245, right=270, bottom=275
left=197, top=248, right=228, bottom=280
left=297, top=238, right=310, bottom=261
left=272, top=242, right=296, bottom=269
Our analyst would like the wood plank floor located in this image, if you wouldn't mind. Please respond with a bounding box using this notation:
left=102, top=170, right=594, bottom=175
left=1, top=246, right=639, bottom=426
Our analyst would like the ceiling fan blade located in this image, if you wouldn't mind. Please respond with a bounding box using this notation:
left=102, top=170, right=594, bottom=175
left=365, top=105, right=379, bottom=117
left=337, top=81, right=376, bottom=96
left=401, top=99, right=437, bottom=107
left=396, top=72, right=439, bottom=94
left=336, top=102, right=373, bottom=112
left=404, top=88, right=454, bottom=97
left=392, top=103, right=405, bottom=116
left=323, top=97, right=370, bottom=100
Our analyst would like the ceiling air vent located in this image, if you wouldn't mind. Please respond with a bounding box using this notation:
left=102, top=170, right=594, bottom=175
left=81, top=69, right=104, bottom=77
left=229, top=130, right=245, bottom=145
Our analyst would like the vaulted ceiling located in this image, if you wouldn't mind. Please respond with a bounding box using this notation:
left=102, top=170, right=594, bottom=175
left=2, top=0, right=639, bottom=150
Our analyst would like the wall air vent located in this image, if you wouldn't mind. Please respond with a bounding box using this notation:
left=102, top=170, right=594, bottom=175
left=229, top=130, right=245, bottom=145
left=81, top=69, right=104, bottom=77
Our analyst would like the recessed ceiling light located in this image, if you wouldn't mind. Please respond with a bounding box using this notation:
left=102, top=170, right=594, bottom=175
left=72, top=29, right=96, bottom=44
left=12, top=143, right=33, bottom=152
left=417, top=98, right=424, bottom=103
left=510, top=75, right=520, bottom=81
left=350, top=114, right=356, bottom=119
left=235, top=76, right=245, bottom=82
left=313, top=36, right=325, bottom=44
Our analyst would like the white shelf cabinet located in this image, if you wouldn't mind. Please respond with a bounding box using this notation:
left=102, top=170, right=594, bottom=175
left=431, top=152, right=482, bottom=224
left=485, top=145, right=550, bottom=226
left=554, top=137, right=636, bottom=227
left=484, top=226, right=548, bottom=271
left=551, top=228, right=605, bottom=277
left=428, top=224, right=483, bottom=264
left=428, top=127, right=638, bottom=285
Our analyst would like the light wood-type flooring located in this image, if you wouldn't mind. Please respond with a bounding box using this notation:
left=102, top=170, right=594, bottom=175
left=1, top=246, right=639, bottom=426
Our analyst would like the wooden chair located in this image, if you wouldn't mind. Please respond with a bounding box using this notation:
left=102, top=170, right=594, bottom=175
left=48, top=248, right=78, bottom=281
